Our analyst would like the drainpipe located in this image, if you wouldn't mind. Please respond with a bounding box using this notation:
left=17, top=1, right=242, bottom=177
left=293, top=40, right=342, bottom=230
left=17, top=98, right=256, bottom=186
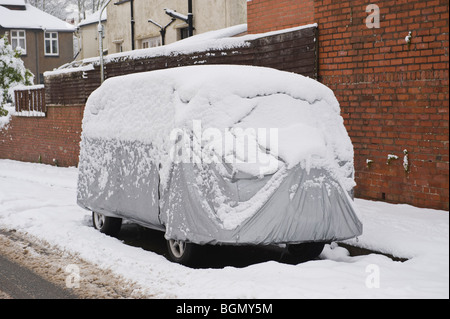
left=98, top=0, right=111, bottom=84
left=164, top=0, right=194, bottom=38
left=114, top=0, right=135, bottom=50
left=188, top=0, right=193, bottom=37
left=130, top=0, right=135, bottom=50
left=34, top=30, right=40, bottom=84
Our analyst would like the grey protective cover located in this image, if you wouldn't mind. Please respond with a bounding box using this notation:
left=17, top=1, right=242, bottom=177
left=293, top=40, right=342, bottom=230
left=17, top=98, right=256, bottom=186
left=77, top=66, right=363, bottom=245
left=77, top=138, right=362, bottom=245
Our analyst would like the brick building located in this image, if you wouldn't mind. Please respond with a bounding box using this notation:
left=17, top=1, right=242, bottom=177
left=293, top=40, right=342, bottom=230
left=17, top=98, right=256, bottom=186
left=0, top=0, right=75, bottom=84
left=248, top=0, right=449, bottom=210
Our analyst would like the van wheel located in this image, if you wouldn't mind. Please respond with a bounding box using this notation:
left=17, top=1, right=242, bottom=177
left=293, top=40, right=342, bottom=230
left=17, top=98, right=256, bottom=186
left=166, top=239, right=197, bottom=266
left=92, top=212, right=122, bottom=237
left=287, top=242, right=326, bottom=262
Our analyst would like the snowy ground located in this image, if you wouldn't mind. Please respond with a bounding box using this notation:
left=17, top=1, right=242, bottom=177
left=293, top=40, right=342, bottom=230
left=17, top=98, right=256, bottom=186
left=0, top=159, right=448, bottom=299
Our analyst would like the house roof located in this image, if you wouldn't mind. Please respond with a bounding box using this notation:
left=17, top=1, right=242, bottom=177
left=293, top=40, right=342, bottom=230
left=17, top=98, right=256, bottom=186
left=78, top=9, right=107, bottom=28
left=0, top=0, right=26, bottom=5
left=0, top=3, right=75, bottom=32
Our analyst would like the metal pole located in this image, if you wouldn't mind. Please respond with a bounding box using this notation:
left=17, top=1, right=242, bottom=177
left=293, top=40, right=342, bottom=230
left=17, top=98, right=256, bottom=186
left=99, top=0, right=112, bottom=84
left=148, top=18, right=176, bottom=46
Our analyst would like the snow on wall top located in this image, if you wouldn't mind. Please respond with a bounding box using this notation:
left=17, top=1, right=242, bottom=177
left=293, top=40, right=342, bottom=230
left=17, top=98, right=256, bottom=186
left=0, top=4, right=75, bottom=31
left=82, top=64, right=354, bottom=191
left=44, top=23, right=318, bottom=77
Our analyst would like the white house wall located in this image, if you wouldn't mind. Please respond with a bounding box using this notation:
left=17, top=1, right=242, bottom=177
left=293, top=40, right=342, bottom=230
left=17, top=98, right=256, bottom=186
left=105, top=0, right=247, bottom=54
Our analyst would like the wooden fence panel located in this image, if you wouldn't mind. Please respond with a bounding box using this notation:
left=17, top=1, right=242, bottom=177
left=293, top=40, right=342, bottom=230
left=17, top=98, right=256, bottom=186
left=14, top=87, right=46, bottom=115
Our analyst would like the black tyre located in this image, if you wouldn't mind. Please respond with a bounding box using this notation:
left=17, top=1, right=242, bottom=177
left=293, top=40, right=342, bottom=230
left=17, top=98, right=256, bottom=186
left=92, top=212, right=122, bottom=237
left=287, top=242, right=326, bottom=262
left=166, top=239, right=198, bottom=266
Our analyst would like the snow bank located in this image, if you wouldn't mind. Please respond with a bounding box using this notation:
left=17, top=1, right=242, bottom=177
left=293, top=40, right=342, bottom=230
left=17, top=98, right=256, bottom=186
left=348, top=199, right=449, bottom=260
left=0, top=159, right=77, bottom=189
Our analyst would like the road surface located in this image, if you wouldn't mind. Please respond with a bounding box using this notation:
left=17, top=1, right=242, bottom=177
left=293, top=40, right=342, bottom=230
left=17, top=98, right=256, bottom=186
left=0, top=229, right=151, bottom=299
left=0, top=253, right=77, bottom=299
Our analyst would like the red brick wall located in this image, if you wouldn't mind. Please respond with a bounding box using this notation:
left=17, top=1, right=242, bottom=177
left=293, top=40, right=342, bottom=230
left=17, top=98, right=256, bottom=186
left=247, top=0, right=315, bottom=33
left=0, top=105, right=84, bottom=167
left=248, top=0, right=449, bottom=210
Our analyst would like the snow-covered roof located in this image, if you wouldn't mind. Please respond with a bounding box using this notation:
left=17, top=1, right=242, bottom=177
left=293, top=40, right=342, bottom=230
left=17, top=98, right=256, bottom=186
left=0, top=0, right=26, bottom=5
left=77, top=9, right=107, bottom=28
left=0, top=4, right=75, bottom=31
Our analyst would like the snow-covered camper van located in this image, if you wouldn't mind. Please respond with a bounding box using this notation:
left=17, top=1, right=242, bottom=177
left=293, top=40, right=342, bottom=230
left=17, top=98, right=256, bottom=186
left=77, top=65, right=362, bottom=265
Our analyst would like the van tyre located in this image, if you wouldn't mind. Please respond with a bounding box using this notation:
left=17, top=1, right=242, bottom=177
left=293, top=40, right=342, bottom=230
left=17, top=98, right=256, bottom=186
left=287, top=242, right=326, bottom=262
left=92, top=212, right=122, bottom=237
left=166, top=239, right=198, bottom=266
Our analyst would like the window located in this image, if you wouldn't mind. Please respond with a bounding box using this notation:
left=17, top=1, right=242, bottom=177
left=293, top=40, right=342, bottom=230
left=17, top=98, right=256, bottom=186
left=115, top=43, right=123, bottom=53
left=10, top=30, right=26, bottom=54
left=113, top=39, right=124, bottom=53
left=179, top=28, right=189, bottom=40
left=44, top=32, right=58, bottom=56
left=141, top=36, right=161, bottom=49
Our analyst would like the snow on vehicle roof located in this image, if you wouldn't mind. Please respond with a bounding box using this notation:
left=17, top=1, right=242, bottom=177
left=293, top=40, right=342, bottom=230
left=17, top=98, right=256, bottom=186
left=0, top=3, right=75, bottom=31
left=82, top=65, right=355, bottom=192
